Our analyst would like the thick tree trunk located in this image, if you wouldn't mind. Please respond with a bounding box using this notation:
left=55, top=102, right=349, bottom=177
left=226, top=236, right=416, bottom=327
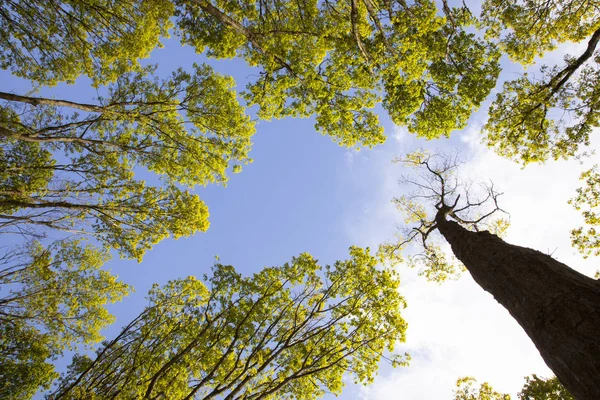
left=436, top=216, right=600, bottom=400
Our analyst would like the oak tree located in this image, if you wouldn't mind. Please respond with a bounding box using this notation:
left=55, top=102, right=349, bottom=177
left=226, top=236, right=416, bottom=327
left=174, top=0, right=500, bottom=147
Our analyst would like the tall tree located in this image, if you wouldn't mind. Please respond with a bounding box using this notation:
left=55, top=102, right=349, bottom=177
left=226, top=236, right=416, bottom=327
left=0, top=239, right=130, bottom=399
left=1, top=1, right=597, bottom=396
left=381, top=153, right=600, bottom=399
left=49, top=247, right=408, bottom=399
left=0, top=5, right=256, bottom=395
left=1, top=63, right=254, bottom=260
left=0, top=60, right=255, bottom=396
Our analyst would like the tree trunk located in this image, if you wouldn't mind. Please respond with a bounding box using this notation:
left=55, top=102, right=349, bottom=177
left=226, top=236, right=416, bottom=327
left=435, top=215, right=600, bottom=400
left=0, top=91, right=103, bottom=112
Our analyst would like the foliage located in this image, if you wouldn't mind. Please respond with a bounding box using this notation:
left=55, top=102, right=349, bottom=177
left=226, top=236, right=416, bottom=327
left=569, top=165, right=600, bottom=257
left=481, top=0, right=600, bottom=164
left=0, top=239, right=130, bottom=399
left=0, top=63, right=254, bottom=260
left=0, top=6, right=254, bottom=396
left=174, top=0, right=499, bottom=147
left=0, top=321, right=57, bottom=400
left=2, top=0, right=598, bottom=162
left=50, top=247, right=408, bottom=399
left=1, top=0, right=598, bottom=397
left=480, top=0, right=599, bottom=64
left=0, top=0, right=502, bottom=149
left=518, top=375, right=573, bottom=400
left=0, top=0, right=174, bottom=86
left=454, top=375, right=572, bottom=400
left=484, top=48, right=600, bottom=164
left=167, top=0, right=597, bottom=161
left=454, top=377, right=511, bottom=400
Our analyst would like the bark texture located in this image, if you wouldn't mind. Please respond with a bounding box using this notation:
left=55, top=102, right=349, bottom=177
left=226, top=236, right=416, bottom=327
left=436, top=215, right=600, bottom=400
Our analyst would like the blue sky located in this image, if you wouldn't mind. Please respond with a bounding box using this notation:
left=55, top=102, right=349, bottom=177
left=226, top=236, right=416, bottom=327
left=2, top=16, right=599, bottom=399
left=2, top=36, right=412, bottom=397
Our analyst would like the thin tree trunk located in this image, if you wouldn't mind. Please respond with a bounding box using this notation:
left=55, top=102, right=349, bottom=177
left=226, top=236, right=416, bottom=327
left=547, top=27, right=600, bottom=96
left=0, top=91, right=104, bottom=112
left=435, top=214, right=600, bottom=400
left=0, top=91, right=174, bottom=113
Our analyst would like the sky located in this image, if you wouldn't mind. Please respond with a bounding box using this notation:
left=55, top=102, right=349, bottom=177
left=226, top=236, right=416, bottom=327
left=2, top=5, right=599, bottom=399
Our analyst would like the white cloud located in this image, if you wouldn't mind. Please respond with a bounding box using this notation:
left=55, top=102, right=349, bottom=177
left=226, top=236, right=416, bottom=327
left=393, top=126, right=408, bottom=143
left=344, top=150, right=356, bottom=167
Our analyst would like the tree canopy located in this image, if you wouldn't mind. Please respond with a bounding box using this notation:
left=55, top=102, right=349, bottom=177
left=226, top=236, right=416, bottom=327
left=378, top=151, right=509, bottom=282
left=383, top=152, right=600, bottom=398
left=49, top=247, right=408, bottom=399
left=483, top=30, right=600, bottom=163
left=2, top=0, right=598, bottom=160
left=2, top=0, right=503, bottom=148
left=0, top=57, right=254, bottom=396
left=453, top=377, right=511, bottom=400
left=175, top=0, right=501, bottom=146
